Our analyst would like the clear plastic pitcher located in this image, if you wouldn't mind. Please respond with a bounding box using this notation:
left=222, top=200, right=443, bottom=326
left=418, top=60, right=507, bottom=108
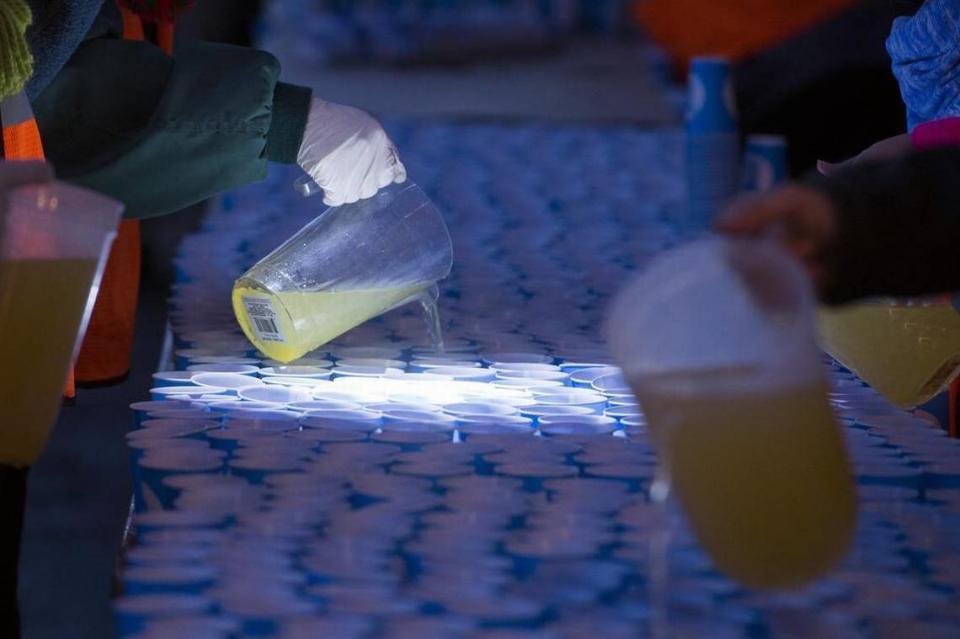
left=606, top=238, right=856, bottom=589
left=0, top=181, right=123, bottom=466
left=232, top=182, right=453, bottom=362
left=818, top=299, right=960, bottom=408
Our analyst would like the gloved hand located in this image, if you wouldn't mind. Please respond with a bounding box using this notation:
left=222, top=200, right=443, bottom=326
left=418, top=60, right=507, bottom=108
left=297, top=97, right=407, bottom=207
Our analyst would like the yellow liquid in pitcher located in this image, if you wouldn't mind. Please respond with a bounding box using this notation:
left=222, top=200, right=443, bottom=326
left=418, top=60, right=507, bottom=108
left=232, top=279, right=427, bottom=363
left=633, top=369, right=857, bottom=589
left=818, top=303, right=960, bottom=407
left=0, top=259, right=98, bottom=466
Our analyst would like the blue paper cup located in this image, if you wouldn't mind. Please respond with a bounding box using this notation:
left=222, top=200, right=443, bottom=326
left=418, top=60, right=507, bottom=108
left=130, top=401, right=199, bottom=427
left=152, top=371, right=197, bottom=387
left=122, top=564, right=217, bottom=596
left=685, top=56, right=737, bottom=134
left=742, top=134, right=788, bottom=192
left=114, top=594, right=213, bottom=637
left=137, top=451, right=226, bottom=511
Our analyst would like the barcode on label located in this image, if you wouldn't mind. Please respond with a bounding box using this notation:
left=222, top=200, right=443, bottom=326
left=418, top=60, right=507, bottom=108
left=243, top=296, right=286, bottom=343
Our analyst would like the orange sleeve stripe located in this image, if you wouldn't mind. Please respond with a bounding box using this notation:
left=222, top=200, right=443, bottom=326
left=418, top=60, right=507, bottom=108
left=2, top=118, right=45, bottom=160
left=120, top=6, right=146, bottom=41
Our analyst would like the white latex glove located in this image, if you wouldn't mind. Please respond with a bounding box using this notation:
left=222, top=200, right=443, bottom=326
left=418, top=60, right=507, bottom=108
left=297, top=97, right=407, bottom=206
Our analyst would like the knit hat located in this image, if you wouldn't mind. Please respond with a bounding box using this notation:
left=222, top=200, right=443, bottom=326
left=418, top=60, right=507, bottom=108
left=0, top=0, right=33, bottom=99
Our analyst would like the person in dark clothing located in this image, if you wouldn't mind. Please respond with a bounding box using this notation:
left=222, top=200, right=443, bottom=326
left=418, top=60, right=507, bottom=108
left=720, top=0, right=960, bottom=303
left=716, top=147, right=960, bottom=304
left=734, top=0, right=910, bottom=177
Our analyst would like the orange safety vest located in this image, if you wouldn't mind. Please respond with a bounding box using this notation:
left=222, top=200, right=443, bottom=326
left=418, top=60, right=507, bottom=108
left=72, top=5, right=158, bottom=387
left=1, top=4, right=177, bottom=397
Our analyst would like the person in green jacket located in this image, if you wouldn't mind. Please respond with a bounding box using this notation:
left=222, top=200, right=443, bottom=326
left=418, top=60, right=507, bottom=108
left=24, top=0, right=406, bottom=216
left=0, top=3, right=405, bottom=636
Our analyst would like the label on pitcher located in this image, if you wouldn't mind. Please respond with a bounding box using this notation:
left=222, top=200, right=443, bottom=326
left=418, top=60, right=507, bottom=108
left=243, top=296, right=286, bottom=343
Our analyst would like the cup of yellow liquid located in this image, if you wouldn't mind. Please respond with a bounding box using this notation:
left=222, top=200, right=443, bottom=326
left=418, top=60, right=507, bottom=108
left=818, top=299, right=960, bottom=408
left=0, top=181, right=124, bottom=467
left=232, top=182, right=453, bottom=363
left=606, top=237, right=857, bottom=589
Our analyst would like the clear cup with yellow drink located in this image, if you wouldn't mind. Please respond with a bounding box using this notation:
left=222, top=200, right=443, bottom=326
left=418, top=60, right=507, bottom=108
left=0, top=181, right=123, bottom=467
left=818, top=298, right=960, bottom=408
left=607, top=237, right=857, bottom=589
left=232, top=182, right=452, bottom=363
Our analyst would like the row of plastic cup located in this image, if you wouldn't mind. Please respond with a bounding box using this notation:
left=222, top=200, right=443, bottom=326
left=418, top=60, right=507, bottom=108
left=125, top=116, right=960, bottom=636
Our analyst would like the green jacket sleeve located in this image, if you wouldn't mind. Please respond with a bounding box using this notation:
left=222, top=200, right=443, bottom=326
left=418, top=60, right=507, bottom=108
left=32, top=36, right=312, bottom=218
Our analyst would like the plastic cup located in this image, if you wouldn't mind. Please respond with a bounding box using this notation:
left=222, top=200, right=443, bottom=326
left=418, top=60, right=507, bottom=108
left=605, top=405, right=643, bottom=419
left=232, top=182, right=453, bottom=362
left=259, top=366, right=332, bottom=379
left=140, top=617, right=239, bottom=639
left=443, top=402, right=518, bottom=418
left=482, top=352, right=554, bottom=365
left=367, top=401, right=442, bottom=413
left=229, top=454, right=307, bottom=483
left=122, top=564, right=217, bottom=596
left=260, top=376, right=327, bottom=389
left=152, top=371, right=197, bottom=387
left=493, top=378, right=565, bottom=391
left=606, top=237, right=857, bottom=589
left=590, top=373, right=632, bottom=395
left=374, top=422, right=455, bottom=446
left=186, top=363, right=260, bottom=375
left=520, top=404, right=595, bottom=420
left=409, top=359, right=482, bottom=372
left=333, top=365, right=405, bottom=378
left=382, top=410, right=456, bottom=427
left=192, top=372, right=265, bottom=392
left=236, top=385, right=313, bottom=405
left=538, top=414, right=617, bottom=427
left=456, top=415, right=534, bottom=428
left=496, top=369, right=569, bottom=383
left=260, top=356, right=332, bottom=368
left=568, top=366, right=622, bottom=388
left=301, top=408, right=382, bottom=423
left=130, top=401, right=200, bottom=427
left=137, top=451, right=225, bottom=511
left=457, top=422, right=536, bottom=440
left=330, top=346, right=405, bottom=360
left=127, top=421, right=212, bottom=441
left=530, top=388, right=606, bottom=412
left=335, top=358, right=407, bottom=370
left=0, top=182, right=123, bottom=466
left=114, top=594, right=213, bottom=637
left=125, top=543, right=211, bottom=565
left=151, top=386, right=221, bottom=401
left=223, top=410, right=299, bottom=428
left=539, top=421, right=618, bottom=437
left=184, top=355, right=261, bottom=368
left=287, top=399, right=361, bottom=412
left=742, top=134, right=787, bottom=192
left=491, top=362, right=560, bottom=373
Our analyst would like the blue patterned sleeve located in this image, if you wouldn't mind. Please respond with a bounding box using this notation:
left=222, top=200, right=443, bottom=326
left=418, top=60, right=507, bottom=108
left=886, top=0, right=960, bottom=130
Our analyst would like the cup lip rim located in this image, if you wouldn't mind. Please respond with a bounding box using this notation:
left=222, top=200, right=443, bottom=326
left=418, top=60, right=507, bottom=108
left=9, top=181, right=124, bottom=230
left=259, top=366, right=332, bottom=377
left=150, top=385, right=224, bottom=396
